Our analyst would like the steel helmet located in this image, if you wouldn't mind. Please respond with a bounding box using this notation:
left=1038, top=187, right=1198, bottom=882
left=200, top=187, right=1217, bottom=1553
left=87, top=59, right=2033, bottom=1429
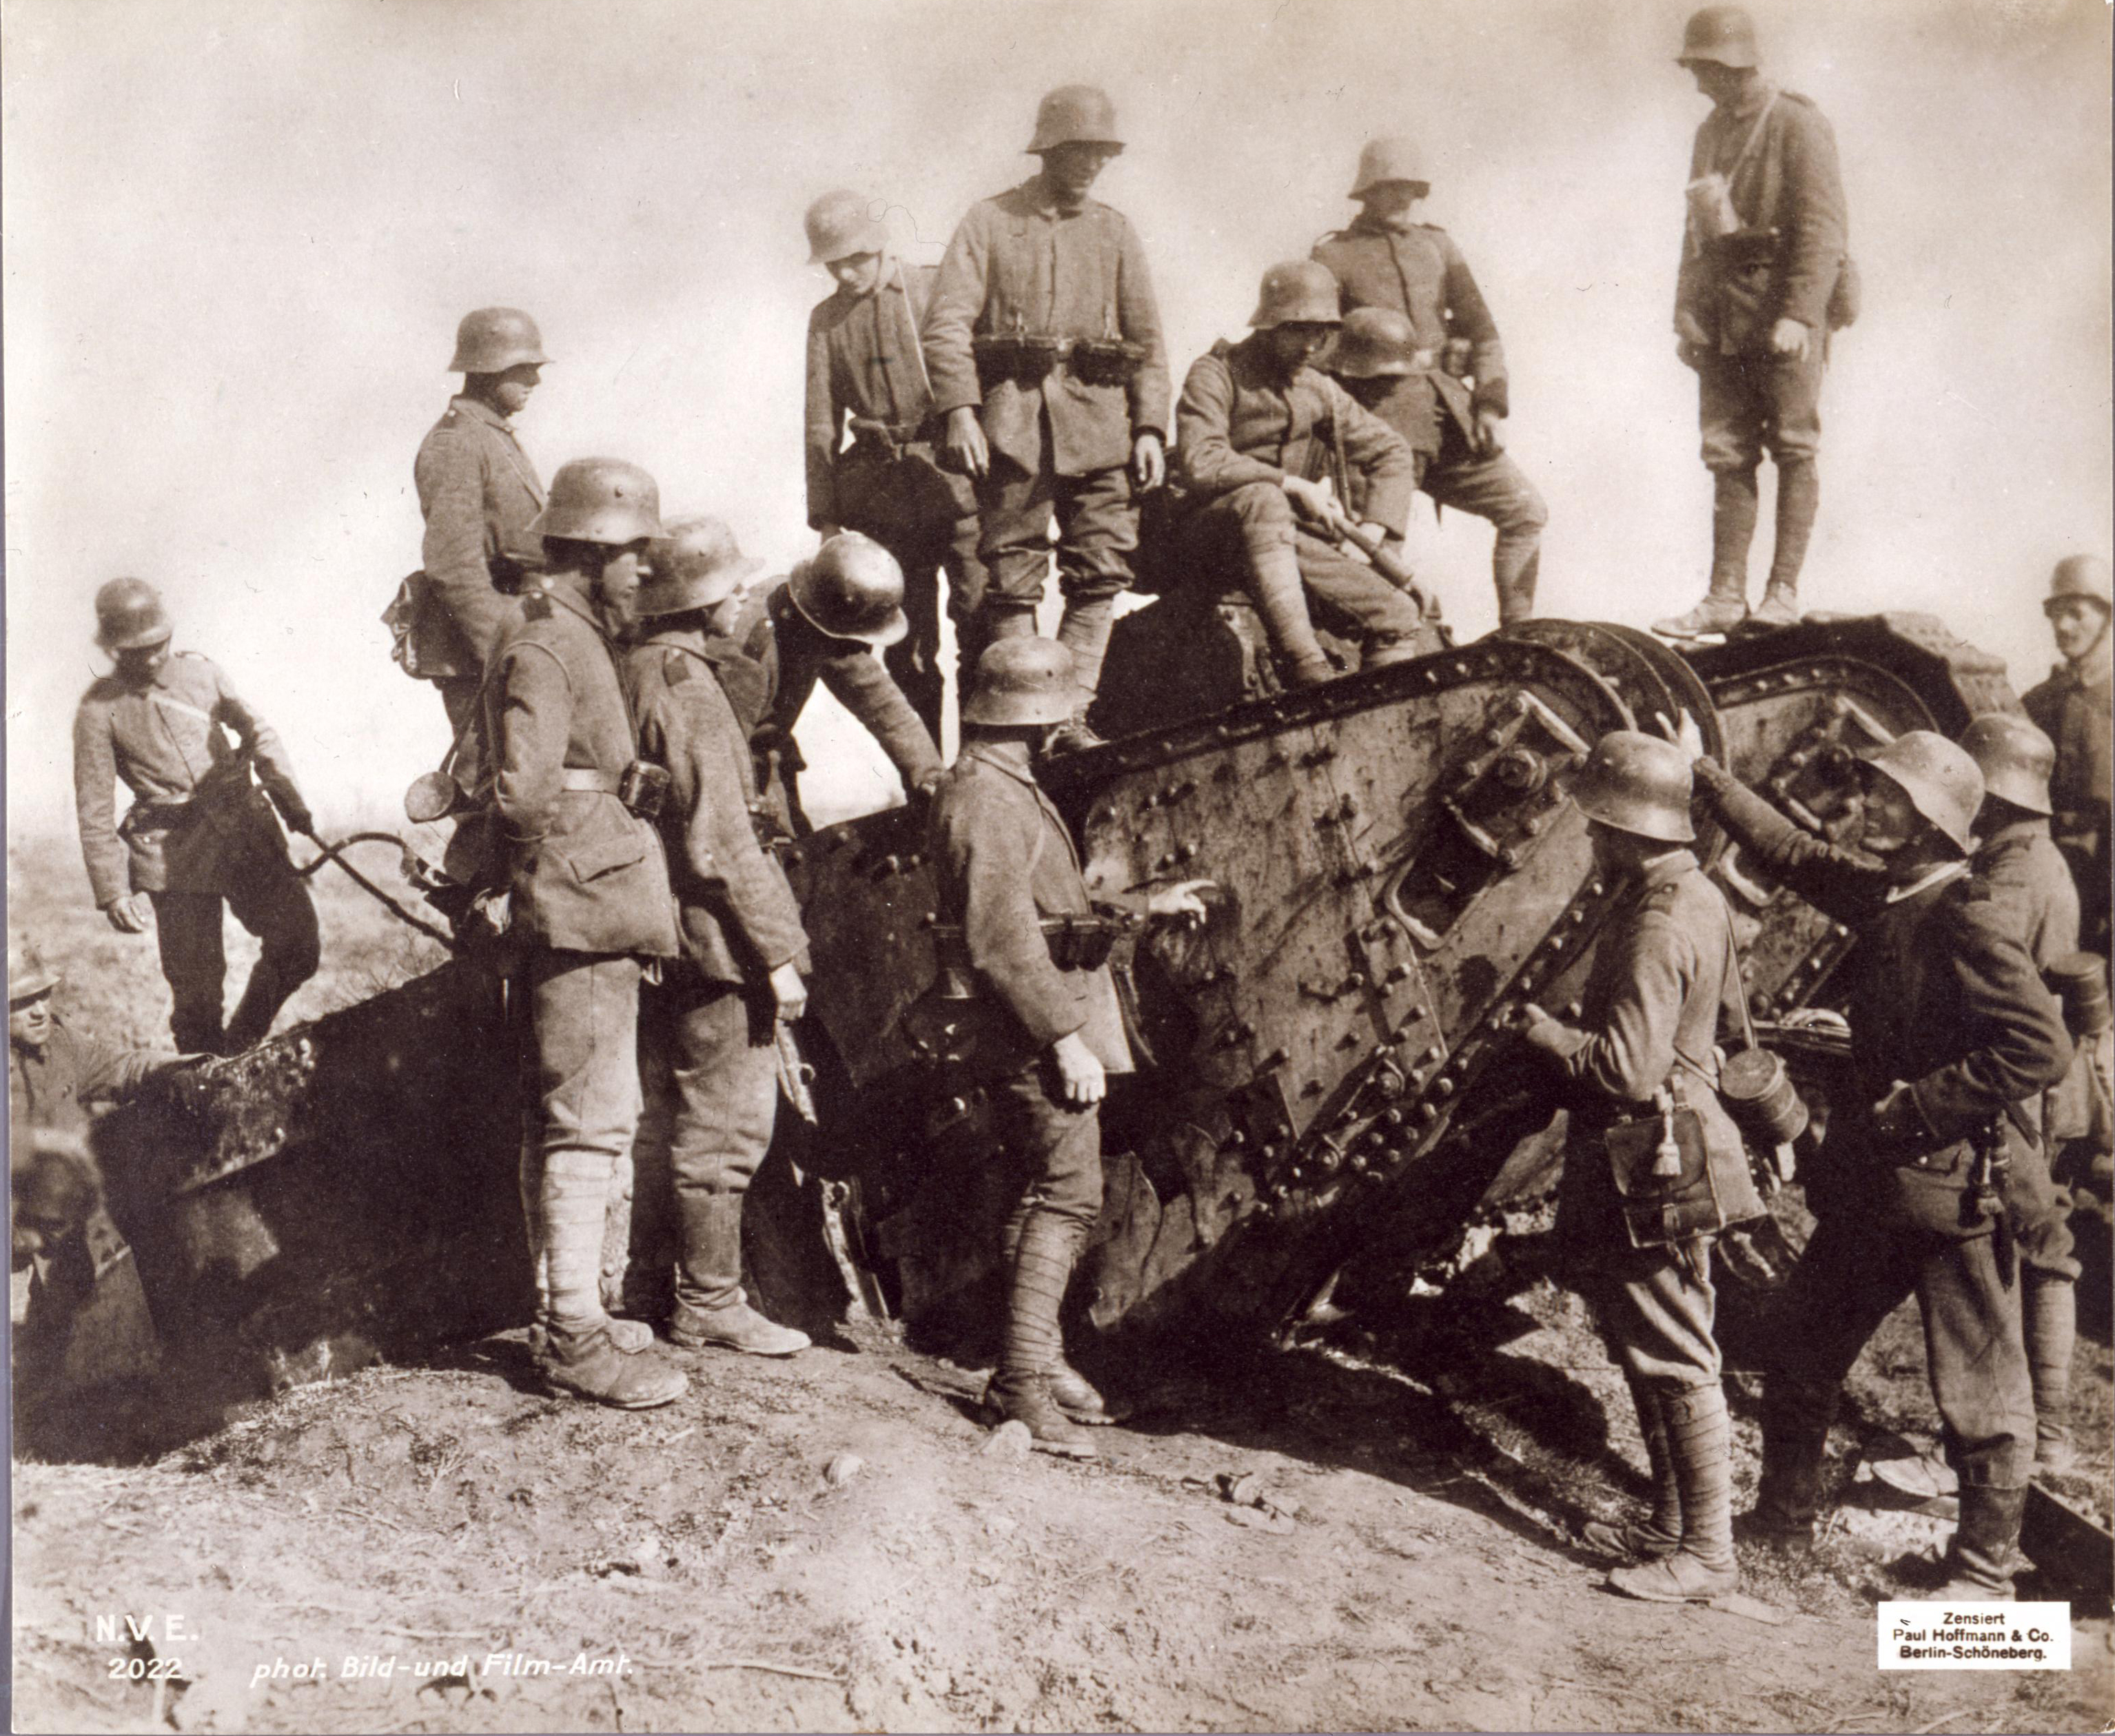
left=1349, top=136, right=1430, bottom=199
left=1677, top=6, right=1759, bottom=68
left=1331, top=307, right=1418, bottom=378
left=639, top=516, right=764, bottom=618
left=1027, top=85, right=1124, bottom=154
left=1571, top=730, right=1696, bottom=844
left=1959, top=712, right=2055, bottom=817
left=2045, top=553, right=2112, bottom=615
left=93, top=578, right=173, bottom=651
left=963, top=637, right=1077, bottom=728
left=788, top=533, right=908, bottom=647
left=528, top=458, right=663, bottom=547
left=9, top=939, right=60, bottom=1004
left=449, top=307, right=549, bottom=375
left=1862, top=731, right=1983, bottom=855
left=805, top=189, right=888, bottom=265
left=1250, top=261, right=1342, bottom=330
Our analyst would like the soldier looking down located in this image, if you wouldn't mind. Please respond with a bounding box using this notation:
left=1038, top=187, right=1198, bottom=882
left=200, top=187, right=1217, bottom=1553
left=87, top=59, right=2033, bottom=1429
left=923, top=84, right=1172, bottom=752
left=2021, top=554, right=2112, bottom=953
left=72, top=580, right=320, bottom=1055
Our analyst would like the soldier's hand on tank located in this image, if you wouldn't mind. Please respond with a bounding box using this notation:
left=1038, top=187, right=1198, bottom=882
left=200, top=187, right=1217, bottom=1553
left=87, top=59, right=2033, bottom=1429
left=1147, top=879, right=1215, bottom=927
left=1131, top=432, right=1167, bottom=493
left=1473, top=409, right=1507, bottom=456
left=770, top=961, right=809, bottom=1024
left=1512, top=1001, right=1570, bottom=1055
left=1051, top=1030, right=1107, bottom=1106
left=1654, top=709, right=1708, bottom=765
left=1768, top=318, right=1811, bottom=361
left=945, top=407, right=990, bottom=480
left=104, top=893, right=154, bottom=935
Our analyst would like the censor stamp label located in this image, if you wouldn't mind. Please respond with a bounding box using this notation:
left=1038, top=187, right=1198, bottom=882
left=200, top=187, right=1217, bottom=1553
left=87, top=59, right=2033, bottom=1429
left=1877, top=1603, right=2070, bottom=1670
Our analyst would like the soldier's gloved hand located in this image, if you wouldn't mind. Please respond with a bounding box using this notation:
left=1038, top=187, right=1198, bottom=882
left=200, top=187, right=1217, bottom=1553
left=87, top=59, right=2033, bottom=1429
left=1050, top=1030, right=1107, bottom=1107
left=770, top=960, right=809, bottom=1024
left=1147, top=879, right=1215, bottom=928
left=1131, top=431, right=1167, bottom=493
left=944, top=407, right=990, bottom=480
left=1768, top=318, right=1811, bottom=361
left=1473, top=408, right=1507, bottom=456
left=104, top=893, right=154, bottom=935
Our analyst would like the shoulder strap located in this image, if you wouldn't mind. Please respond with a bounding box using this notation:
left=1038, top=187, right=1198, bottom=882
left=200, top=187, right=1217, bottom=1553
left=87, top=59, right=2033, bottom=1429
left=1728, top=90, right=1781, bottom=181
left=894, top=259, right=937, bottom=402
left=1720, top=897, right=1757, bottom=1052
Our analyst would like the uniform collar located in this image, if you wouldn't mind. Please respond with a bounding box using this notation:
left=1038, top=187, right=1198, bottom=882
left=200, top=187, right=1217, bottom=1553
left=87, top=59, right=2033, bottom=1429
left=2062, top=629, right=2114, bottom=688
left=1348, top=210, right=1418, bottom=240
left=1724, top=78, right=1777, bottom=121
left=961, top=739, right=1042, bottom=788
left=539, top=580, right=617, bottom=642
left=449, top=392, right=517, bottom=436
left=1980, top=816, right=2049, bottom=852
left=1021, top=175, right=1090, bottom=220
left=1634, top=848, right=1701, bottom=895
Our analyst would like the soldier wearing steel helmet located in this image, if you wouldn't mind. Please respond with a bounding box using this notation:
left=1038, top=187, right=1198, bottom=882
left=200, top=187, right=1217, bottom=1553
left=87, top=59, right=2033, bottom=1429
left=2021, top=554, right=2112, bottom=951
left=72, top=580, right=320, bottom=1054
left=403, top=307, right=551, bottom=734
left=803, top=190, right=989, bottom=739
left=1655, top=7, right=1850, bottom=640
left=1676, top=721, right=2072, bottom=1599
left=621, top=529, right=816, bottom=1362
left=923, top=85, right=1172, bottom=751
left=1174, top=261, right=1429, bottom=688
left=1313, top=137, right=1548, bottom=624
left=1515, top=733, right=1761, bottom=1604
left=486, top=456, right=687, bottom=1411
left=928, top=639, right=1211, bottom=1451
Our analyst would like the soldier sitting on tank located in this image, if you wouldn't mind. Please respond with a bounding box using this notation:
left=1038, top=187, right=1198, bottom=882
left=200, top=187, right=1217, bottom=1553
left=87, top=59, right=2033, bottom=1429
left=1172, top=261, right=1429, bottom=690
left=1674, top=720, right=2072, bottom=1600
left=2022, top=555, right=2112, bottom=954
left=930, top=639, right=1212, bottom=1452
left=72, top=580, right=321, bottom=1055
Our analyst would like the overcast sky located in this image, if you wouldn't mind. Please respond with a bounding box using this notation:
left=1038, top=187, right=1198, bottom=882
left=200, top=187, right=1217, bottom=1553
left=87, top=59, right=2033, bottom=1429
left=5, top=0, right=2109, bottom=841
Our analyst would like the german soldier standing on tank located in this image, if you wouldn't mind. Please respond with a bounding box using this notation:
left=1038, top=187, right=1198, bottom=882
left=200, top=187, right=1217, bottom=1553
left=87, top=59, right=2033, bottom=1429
left=1677, top=722, right=2071, bottom=1598
left=1654, top=7, right=1849, bottom=639
left=72, top=580, right=320, bottom=1055
left=624, top=533, right=816, bottom=1360
left=2022, top=554, right=2112, bottom=952
left=1313, top=138, right=1547, bottom=626
left=405, top=308, right=550, bottom=734
left=804, top=190, right=988, bottom=739
left=487, top=457, right=686, bottom=1410
left=1515, top=733, right=1762, bottom=1603
left=930, top=640, right=1211, bottom=1451
left=1174, top=262, right=1429, bottom=688
left=923, top=84, right=1171, bottom=751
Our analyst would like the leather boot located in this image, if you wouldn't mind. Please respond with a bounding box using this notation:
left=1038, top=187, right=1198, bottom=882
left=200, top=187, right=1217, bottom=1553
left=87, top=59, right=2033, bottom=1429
left=1737, top=1389, right=1832, bottom=1553
left=1608, top=1384, right=1739, bottom=1602
left=2025, top=1272, right=2078, bottom=1474
left=669, top=1192, right=810, bottom=1356
left=223, top=959, right=294, bottom=1052
left=1755, top=458, right=1818, bottom=625
left=992, top=1214, right=1098, bottom=1455
left=1653, top=468, right=1758, bottom=637
left=1245, top=541, right=1336, bottom=687
left=539, top=1324, right=687, bottom=1409
left=1897, top=1485, right=2027, bottom=1601
left=1362, top=636, right=1425, bottom=670
left=1582, top=1381, right=1682, bottom=1562
left=1048, top=1358, right=1118, bottom=1425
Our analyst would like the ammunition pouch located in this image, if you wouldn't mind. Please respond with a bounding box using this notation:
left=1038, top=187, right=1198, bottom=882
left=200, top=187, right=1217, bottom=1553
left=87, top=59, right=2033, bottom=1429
left=617, top=761, right=671, bottom=821
left=974, top=332, right=1065, bottom=388
left=1602, top=1084, right=1728, bottom=1250
left=1071, top=338, right=1148, bottom=388
left=847, top=416, right=936, bottom=464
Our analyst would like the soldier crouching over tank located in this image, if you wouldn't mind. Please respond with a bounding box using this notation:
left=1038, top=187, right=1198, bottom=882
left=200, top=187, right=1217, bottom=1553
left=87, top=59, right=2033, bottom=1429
left=929, top=640, right=1212, bottom=1452
left=1515, top=734, right=1764, bottom=1604
left=1173, top=261, right=1429, bottom=690
left=624, top=534, right=815, bottom=1359
left=486, top=458, right=687, bottom=1410
left=1677, top=722, right=2072, bottom=1598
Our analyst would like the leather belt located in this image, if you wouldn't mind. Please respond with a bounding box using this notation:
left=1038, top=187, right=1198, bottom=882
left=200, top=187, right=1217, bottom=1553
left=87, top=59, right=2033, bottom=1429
left=560, top=768, right=621, bottom=794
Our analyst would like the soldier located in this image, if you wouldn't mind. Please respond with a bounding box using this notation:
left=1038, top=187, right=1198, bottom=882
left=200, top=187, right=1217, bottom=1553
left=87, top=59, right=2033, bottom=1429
left=625, top=534, right=815, bottom=1358
left=1314, top=138, right=1548, bottom=625
left=1515, top=734, right=1761, bottom=1603
left=1174, top=261, right=1429, bottom=688
left=404, top=307, right=550, bottom=735
left=1680, top=724, right=2071, bottom=1598
left=713, top=531, right=943, bottom=838
left=487, top=458, right=686, bottom=1409
left=804, top=190, right=989, bottom=739
left=1654, top=6, right=1849, bottom=639
left=923, top=84, right=1172, bottom=751
left=72, top=580, right=320, bottom=1055
left=2021, top=554, right=2112, bottom=952
left=930, top=639, right=1210, bottom=1451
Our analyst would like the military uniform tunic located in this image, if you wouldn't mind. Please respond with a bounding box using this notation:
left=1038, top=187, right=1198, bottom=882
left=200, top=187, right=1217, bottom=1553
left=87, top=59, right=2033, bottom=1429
left=2022, top=638, right=2112, bottom=952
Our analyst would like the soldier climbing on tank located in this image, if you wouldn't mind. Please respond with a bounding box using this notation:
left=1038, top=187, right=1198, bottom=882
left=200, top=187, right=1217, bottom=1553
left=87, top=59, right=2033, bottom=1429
left=1654, top=6, right=1850, bottom=640
left=929, top=639, right=1212, bottom=1452
left=398, top=307, right=551, bottom=735
left=1674, top=720, right=2071, bottom=1598
left=804, top=189, right=988, bottom=741
left=1514, top=733, right=1764, bottom=1603
left=485, top=457, right=688, bottom=1410
left=2021, top=554, right=2112, bottom=954
left=72, top=580, right=320, bottom=1055
left=923, top=84, right=1172, bottom=753
left=1173, top=261, right=1429, bottom=688
left=1314, top=137, right=1547, bottom=625
left=623, top=530, right=816, bottom=1360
